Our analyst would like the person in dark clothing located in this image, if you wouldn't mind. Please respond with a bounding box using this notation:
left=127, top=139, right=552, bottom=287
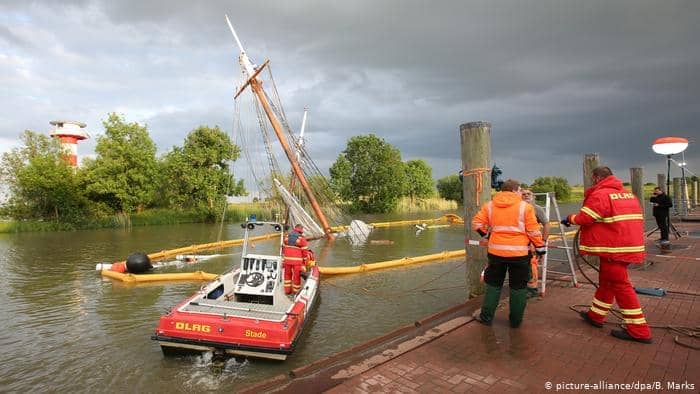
left=650, top=187, right=673, bottom=243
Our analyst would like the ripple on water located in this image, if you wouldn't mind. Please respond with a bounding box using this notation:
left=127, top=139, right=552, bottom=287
left=0, top=219, right=489, bottom=392
left=168, top=353, right=252, bottom=392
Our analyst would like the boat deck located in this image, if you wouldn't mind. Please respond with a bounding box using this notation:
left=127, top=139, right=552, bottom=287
left=180, top=298, right=292, bottom=322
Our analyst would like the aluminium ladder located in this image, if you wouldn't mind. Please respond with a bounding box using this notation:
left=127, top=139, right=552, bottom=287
left=534, top=192, right=578, bottom=296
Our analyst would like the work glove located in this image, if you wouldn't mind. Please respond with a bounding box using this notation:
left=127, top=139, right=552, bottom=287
left=560, top=217, right=572, bottom=227
left=476, top=229, right=488, bottom=238
left=535, top=246, right=547, bottom=256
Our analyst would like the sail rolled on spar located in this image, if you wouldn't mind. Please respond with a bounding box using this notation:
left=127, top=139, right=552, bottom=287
left=274, top=178, right=325, bottom=239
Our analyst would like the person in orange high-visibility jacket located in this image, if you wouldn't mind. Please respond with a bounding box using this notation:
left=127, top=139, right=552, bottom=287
left=472, top=179, right=546, bottom=327
left=562, top=166, right=651, bottom=343
left=521, top=188, right=550, bottom=297
left=282, top=224, right=309, bottom=294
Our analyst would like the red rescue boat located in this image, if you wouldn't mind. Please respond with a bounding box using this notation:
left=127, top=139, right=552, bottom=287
left=152, top=221, right=319, bottom=360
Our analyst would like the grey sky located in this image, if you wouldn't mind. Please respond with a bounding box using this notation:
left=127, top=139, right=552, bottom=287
left=1, top=0, right=698, bottom=189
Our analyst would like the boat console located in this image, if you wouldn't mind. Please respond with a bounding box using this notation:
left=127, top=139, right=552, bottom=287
left=233, top=254, right=281, bottom=304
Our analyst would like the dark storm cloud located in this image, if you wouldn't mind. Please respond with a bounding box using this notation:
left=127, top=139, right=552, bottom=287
left=1, top=0, right=698, bottom=185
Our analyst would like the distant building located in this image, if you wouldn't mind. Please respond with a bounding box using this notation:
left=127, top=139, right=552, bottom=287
left=49, top=120, right=89, bottom=167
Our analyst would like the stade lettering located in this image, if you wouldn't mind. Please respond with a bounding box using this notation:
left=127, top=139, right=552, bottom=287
left=245, top=329, right=268, bottom=339
left=609, top=193, right=635, bottom=200
left=175, top=322, right=211, bottom=333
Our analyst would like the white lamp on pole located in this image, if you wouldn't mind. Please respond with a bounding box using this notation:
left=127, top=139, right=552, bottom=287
left=652, top=136, right=689, bottom=215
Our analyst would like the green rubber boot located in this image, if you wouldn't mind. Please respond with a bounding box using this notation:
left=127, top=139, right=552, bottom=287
left=509, top=288, right=528, bottom=328
left=479, top=284, right=502, bottom=324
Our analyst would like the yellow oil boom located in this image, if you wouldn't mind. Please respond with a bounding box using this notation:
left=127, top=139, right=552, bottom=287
left=319, top=250, right=466, bottom=275
left=318, top=230, right=578, bottom=276
left=101, top=270, right=218, bottom=283
left=101, top=228, right=578, bottom=281
left=109, top=232, right=280, bottom=266
left=107, top=215, right=462, bottom=267
left=102, top=215, right=540, bottom=282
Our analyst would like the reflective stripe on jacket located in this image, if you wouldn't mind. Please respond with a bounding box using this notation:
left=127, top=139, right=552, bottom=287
left=472, top=191, right=545, bottom=258
left=282, top=232, right=309, bottom=266
left=282, top=245, right=304, bottom=265
left=569, top=176, right=645, bottom=263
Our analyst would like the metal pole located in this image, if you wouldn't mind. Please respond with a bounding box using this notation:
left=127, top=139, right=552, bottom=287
left=680, top=166, right=688, bottom=216
left=667, top=155, right=672, bottom=208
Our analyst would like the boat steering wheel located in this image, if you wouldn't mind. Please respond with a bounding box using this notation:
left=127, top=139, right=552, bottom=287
left=245, top=272, right=265, bottom=287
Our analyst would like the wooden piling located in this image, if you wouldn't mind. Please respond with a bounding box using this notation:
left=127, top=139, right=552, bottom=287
left=583, top=154, right=600, bottom=190
left=657, top=173, right=666, bottom=193
left=673, top=178, right=681, bottom=213
left=583, top=154, right=600, bottom=266
left=630, top=167, right=644, bottom=216
left=681, top=177, right=691, bottom=212
left=460, top=121, right=491, bottom=298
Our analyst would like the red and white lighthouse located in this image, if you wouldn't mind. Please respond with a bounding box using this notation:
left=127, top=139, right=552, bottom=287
left=49, top=120, right=89, bottom=167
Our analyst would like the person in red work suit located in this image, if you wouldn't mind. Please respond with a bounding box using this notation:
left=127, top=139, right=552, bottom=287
left=472, top=179, right=547, bottom=328
left=562, top=166, right=652, bottom=343
left=282, top=224, right=309, bottom=294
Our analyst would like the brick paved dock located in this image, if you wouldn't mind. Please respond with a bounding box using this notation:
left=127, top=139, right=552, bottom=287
left=244, top=219, right=700, bottom=393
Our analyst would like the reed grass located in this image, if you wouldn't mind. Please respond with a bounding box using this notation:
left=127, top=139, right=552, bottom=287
left=225, top=202, right=281, bottom=222
left=0, top=204, right=282, bottom=233
left=395, top=197, right=458, bottom=213
left=0, top=220, right=71, bottom=233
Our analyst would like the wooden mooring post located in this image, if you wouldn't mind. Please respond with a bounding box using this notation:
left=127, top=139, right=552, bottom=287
left=583, top=154, right=600, bottom=266
left=460, top=121, right=492, bottom=298
left=657, top=173, right=666, bottom=193
left=630, top=167, right=644, bottom=216
left=673, top=178, right=681, bottom=214
left=583, top=154, right=600, bottom=191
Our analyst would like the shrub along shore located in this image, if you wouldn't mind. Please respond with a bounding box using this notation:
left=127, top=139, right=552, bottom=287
left=0, top=203, right=278, bottom=233
left=0, top=197, right=457, bottom=233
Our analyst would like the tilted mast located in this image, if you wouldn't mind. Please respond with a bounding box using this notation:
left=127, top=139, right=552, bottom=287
left=226, top=16, right=335, bottom=240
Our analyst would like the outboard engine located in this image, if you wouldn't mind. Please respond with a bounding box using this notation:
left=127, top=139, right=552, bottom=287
left=126, top=252, right=152, bottom=274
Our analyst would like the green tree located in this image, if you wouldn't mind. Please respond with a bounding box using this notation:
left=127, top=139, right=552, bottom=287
left=530, top=176, right=572, bottom=201
left=329, top=134, right=406, bottom=213
left=404, top=159, right=435, bottom=200
left=0, top=130, right=87, bottom=220
left=329, top=154, right=352, bottom=199
left=159, top=125, right=244, bottom=212
left=82, top=113, right=159, bottom=213
left=436, top=174, right=463, bottom=204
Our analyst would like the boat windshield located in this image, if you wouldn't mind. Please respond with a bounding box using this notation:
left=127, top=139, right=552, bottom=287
left=242, top=222, right=283, bottom=257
